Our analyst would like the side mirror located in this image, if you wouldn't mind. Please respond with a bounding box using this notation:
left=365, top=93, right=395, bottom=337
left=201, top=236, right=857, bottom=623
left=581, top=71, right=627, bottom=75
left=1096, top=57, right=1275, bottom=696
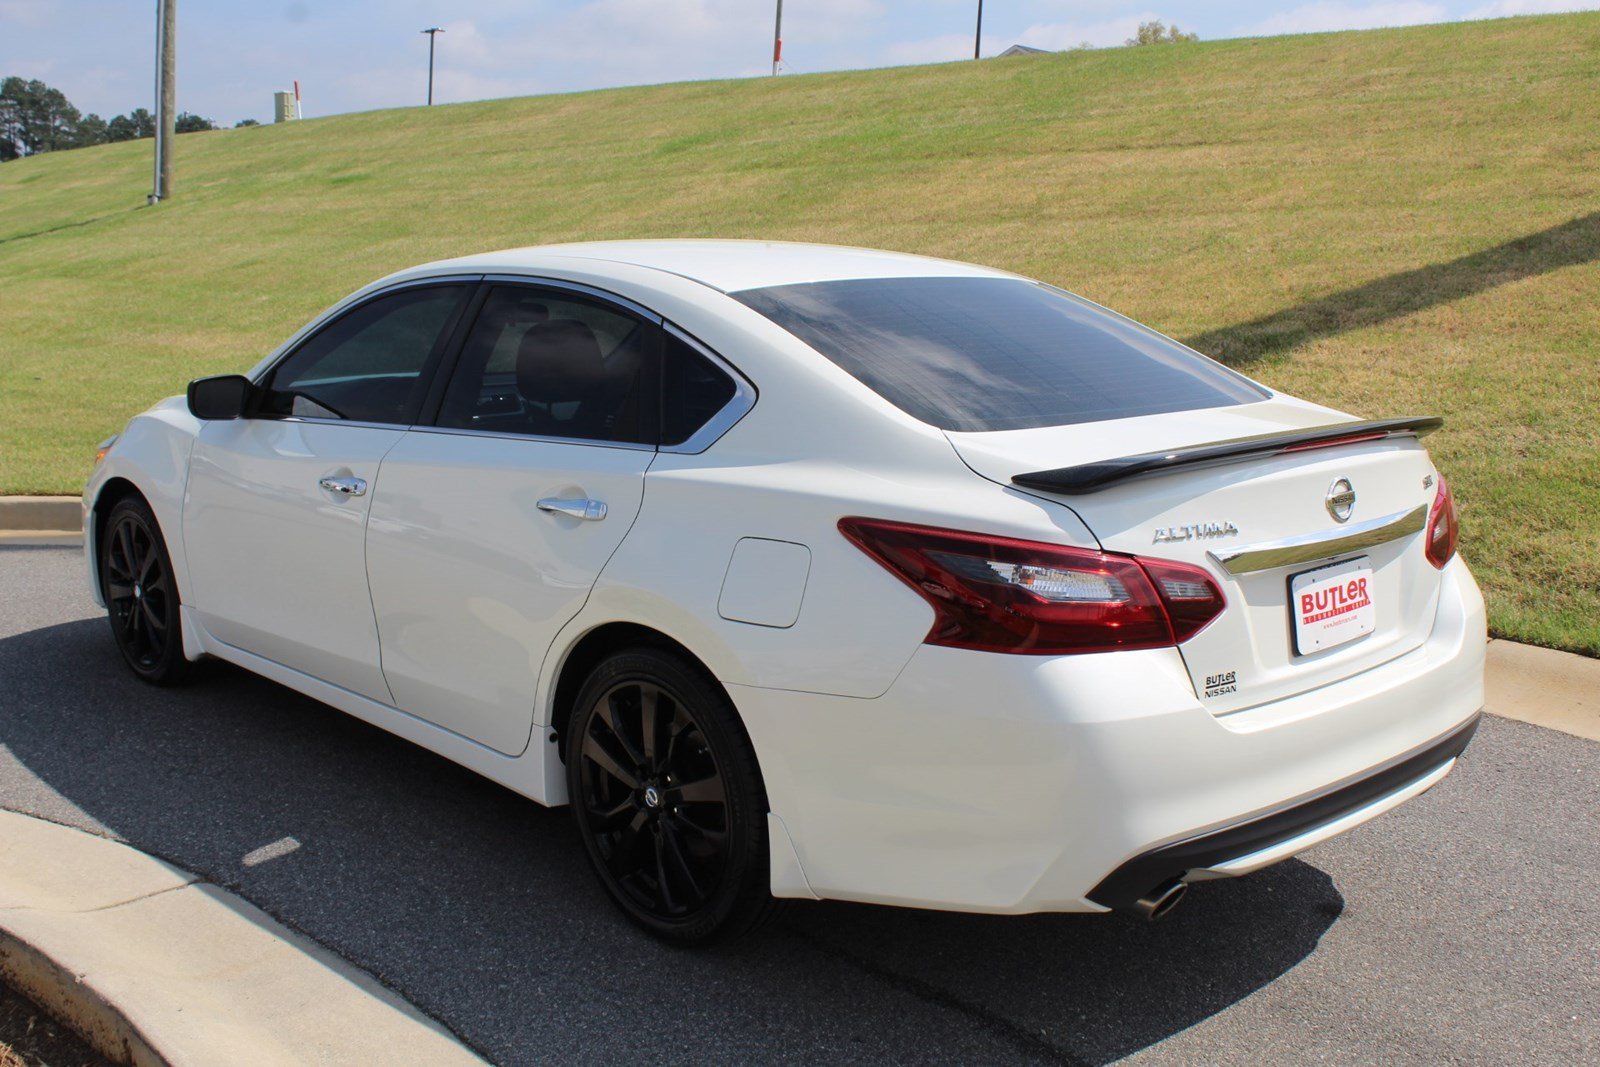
left=187, top=374, right=256, bottom=420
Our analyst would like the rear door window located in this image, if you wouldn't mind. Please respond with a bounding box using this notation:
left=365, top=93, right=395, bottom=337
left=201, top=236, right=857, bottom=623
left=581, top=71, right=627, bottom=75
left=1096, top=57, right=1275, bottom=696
left=733, top=276, right=1266, bottom=432
left=434, top=286, right=653, bottom=445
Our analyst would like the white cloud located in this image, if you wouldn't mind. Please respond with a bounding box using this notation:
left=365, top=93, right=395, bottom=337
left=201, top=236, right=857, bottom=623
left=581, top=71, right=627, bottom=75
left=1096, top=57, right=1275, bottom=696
left=1239, top=2, right=1448, bottom=36
left=1466, top=0, right=1600, bottom=15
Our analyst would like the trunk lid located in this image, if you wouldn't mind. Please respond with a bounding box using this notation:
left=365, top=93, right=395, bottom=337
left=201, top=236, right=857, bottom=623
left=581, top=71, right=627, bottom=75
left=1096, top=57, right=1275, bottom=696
left=947, top=398, right=1446, bottom=715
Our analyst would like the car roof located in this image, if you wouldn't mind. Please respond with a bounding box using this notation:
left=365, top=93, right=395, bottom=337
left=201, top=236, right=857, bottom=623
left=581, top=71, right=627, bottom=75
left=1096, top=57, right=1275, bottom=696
left=422, top=239, right=1017, bottom=294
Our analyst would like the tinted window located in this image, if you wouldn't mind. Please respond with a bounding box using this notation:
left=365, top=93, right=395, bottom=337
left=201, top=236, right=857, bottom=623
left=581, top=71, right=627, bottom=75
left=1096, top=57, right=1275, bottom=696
left=435, top=287, right=650, bottom=444
left=734, top=277, right=1265, bottom=432
left=661, top=333, right=738, bottom=446
left=265, top=285, right=465, bottom=424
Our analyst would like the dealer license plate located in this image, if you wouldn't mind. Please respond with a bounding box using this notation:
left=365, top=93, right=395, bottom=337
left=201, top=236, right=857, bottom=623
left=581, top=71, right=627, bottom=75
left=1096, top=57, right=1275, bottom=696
left=1290, top=557, right=1375, bottom=655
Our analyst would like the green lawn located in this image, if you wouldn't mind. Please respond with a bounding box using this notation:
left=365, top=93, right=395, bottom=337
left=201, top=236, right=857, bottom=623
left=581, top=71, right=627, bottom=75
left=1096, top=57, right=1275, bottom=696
left=2, top=14, right=1596, bottom=655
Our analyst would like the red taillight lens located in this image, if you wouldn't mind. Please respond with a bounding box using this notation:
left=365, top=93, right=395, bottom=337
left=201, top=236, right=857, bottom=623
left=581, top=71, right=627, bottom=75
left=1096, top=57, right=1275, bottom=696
left=1424, top=475, right=1458, bottom=569
left=838, top=518, right=1226, bottom=655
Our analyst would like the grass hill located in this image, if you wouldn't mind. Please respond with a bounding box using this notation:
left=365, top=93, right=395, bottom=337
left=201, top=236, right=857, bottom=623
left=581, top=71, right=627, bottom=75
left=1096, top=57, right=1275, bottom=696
left=2, top=13, right=1596, bottom=656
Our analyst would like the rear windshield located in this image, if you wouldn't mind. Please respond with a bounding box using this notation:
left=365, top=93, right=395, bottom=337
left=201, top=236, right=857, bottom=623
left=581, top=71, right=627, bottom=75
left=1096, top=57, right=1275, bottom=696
left=733, top=276, right=1266, bottom=432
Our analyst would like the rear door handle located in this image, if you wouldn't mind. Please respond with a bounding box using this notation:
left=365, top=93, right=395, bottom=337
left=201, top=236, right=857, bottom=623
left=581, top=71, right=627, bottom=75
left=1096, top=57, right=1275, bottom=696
left=537, top=497, right=607, bottom=521
left=318, top=475, right=368, bottom=497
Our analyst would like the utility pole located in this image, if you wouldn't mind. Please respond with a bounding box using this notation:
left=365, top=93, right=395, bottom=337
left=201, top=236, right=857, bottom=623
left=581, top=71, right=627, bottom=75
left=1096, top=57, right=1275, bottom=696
left=150, top=0, right=175, bottom=203
left=421, top=27, right=444, bottom=105
left=771, top=0, right=783, bottom=76
left=973, top=0, right=983, bottom=60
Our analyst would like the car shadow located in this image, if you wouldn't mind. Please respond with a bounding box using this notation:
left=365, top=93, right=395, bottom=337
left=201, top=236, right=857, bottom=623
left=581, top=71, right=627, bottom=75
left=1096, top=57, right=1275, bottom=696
left=0, top=615, right=1340, bottom=1065
left=1183, top=210, right=1600, bottom=365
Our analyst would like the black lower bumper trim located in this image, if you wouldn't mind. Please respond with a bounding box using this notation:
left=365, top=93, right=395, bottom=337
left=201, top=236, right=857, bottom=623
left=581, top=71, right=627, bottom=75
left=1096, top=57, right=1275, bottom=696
left=1086, top=711, right=1482, bottom=910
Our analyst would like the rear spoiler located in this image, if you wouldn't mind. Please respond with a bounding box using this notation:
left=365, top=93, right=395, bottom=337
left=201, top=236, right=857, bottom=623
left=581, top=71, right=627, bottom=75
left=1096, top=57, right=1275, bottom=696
left=1011, top=416, right=1444, bottom=495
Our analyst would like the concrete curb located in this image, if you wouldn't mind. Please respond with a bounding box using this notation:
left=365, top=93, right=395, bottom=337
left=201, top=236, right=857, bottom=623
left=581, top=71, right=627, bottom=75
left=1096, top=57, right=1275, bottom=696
left=0, top=811, right=485, bottom=1067
left=0, top=496, right=81, bottom=535
left=1486, top=638, right=1600, bottom=744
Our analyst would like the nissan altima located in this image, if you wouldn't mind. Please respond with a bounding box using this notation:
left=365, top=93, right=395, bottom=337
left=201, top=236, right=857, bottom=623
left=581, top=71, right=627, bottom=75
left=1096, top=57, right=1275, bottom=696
left=85, top=241, right=1484, bottom=943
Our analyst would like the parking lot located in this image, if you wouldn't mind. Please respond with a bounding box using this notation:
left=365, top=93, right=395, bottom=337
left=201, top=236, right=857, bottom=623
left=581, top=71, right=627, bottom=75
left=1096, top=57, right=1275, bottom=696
left=2, top=544, right=1595, bottom=1065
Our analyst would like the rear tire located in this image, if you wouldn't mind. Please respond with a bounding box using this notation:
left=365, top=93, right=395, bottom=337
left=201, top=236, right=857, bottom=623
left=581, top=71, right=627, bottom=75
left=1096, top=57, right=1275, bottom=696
left=565, top=646, right=777, bottom=945
left=99, top=496, right=192, bottom=686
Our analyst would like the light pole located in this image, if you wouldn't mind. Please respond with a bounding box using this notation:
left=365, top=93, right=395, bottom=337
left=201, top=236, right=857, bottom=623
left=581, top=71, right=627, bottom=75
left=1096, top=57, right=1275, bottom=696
left=421, top=27, right=444, bottom=105
left=771, top=0, right=783, bottom=76
left=973, top=0, right=983, bottom=60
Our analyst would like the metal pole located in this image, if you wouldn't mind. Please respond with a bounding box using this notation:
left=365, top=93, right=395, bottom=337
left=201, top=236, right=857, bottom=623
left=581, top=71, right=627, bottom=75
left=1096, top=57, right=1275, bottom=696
left=772, top=0, right=783, bottom=76
left=422, top=27, right=443, bottom=105
left=974, top=0, right=983, bottom=60
left=151, top=0, right=175, bottom=202
left=150, top=0, right=162, bottom=202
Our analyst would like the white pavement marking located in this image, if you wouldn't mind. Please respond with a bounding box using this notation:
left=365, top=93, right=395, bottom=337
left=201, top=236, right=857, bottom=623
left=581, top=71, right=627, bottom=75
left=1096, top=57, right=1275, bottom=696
left=241, top=836, right=302, bottom=866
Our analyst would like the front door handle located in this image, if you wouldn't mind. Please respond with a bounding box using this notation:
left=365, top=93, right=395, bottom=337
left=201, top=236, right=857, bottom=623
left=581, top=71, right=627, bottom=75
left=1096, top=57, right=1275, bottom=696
left=318, top=475, right=368, bottom=497
left=537, top=497, right=607, bottom=521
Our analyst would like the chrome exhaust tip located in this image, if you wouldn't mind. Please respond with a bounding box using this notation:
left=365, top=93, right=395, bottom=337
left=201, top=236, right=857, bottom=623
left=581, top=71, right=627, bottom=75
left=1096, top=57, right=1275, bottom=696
left=1131, top=878, right=1188, bottom=921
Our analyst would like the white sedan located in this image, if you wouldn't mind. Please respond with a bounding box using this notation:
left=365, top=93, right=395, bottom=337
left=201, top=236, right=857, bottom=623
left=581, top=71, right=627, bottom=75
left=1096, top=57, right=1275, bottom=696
left=85, top=241, right=1484, bottom=943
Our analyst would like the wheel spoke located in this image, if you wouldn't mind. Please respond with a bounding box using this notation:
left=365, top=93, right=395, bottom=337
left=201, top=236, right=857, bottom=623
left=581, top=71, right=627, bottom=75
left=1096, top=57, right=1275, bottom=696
left=652, top=832, right=678, bottom=914
left=142, top=600, right=167, bottom=635
left=105, top=579, right=134, bottom=601
left=639, top=685, right=670, bottom=770
left=668, top=772, right=725, bottom=806
left=669, top=808, right=727, bottom=845
left=581, top=732, right=641, bottom=791
left=659, top=821, right=706, bottom=903
left=586, top=796, right=635, bottom=832
left=137, top=544, right=159, bottom=583
left=596, top=689, right=646, bottom=768
left=115, top=523, right=136, bottom=576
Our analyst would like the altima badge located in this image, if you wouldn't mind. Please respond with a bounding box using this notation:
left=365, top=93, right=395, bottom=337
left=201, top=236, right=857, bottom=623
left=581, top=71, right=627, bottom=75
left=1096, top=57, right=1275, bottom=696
left=1153, top=521, right=1239, bottom=544
left=1326, top=478, right=1356, bottom=523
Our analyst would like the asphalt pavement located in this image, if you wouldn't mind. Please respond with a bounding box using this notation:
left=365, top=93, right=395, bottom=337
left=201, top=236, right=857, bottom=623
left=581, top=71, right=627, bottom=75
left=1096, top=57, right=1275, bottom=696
left=1, top=545, right=1595, bottom=1065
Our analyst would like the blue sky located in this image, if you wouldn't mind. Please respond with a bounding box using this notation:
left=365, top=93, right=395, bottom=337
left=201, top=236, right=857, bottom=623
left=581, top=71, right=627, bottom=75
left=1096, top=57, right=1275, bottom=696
left=3, top=0, right=1595, bottom=124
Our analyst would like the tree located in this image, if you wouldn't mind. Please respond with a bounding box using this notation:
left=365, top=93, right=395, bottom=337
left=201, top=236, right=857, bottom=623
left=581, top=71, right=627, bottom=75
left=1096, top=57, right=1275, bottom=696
left=1126, top=21, right=1198, bottom=46
left=174, top=111, right=216, bottom=133
left=106, top=108, right=156, bottom=143
left=234, top=118, right=260, bottom=128
left=0, top=76, right=82, bottom=156
left=75, top=113, right=109, bottom=147
left=106, top=113, right=138, bottom=142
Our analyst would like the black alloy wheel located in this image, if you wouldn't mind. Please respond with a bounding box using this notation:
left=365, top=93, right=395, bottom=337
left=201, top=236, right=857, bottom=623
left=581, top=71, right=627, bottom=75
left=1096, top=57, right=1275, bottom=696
left=567, top=647, right=776, bottom=944
left=100, top=496, right=191, bottom=685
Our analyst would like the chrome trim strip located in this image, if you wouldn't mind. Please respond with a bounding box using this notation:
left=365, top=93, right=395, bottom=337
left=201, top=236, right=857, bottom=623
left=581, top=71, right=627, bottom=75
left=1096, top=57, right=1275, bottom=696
left=481, top=274, right=663, bottom=324
left=657, top=323, right=758, bottom=456
left=261, top=416, right=409, bottom=432
left=404, top=424, right=655, bottom=452
left=1208, top=503, right=1428, bottom=575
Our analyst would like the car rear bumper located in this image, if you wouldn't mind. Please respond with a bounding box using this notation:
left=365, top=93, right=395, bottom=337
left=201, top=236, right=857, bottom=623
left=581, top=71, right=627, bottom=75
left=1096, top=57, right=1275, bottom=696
left=731, top=556, right=1486, bottom=913
left=1085, top=710, right=1479, bottom=908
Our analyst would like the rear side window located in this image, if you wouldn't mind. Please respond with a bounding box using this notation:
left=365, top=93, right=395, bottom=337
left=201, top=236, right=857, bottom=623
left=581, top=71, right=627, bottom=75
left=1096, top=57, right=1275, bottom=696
left=733, top=276, right=1265, bottom=432
left=661, top=333, right=737, bottom=446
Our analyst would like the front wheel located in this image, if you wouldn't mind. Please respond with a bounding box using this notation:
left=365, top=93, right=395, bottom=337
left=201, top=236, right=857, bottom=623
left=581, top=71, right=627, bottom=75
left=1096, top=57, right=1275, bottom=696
left=99, top=496, right=192, bottom=686
left=566, top=647, right=777, bottom=945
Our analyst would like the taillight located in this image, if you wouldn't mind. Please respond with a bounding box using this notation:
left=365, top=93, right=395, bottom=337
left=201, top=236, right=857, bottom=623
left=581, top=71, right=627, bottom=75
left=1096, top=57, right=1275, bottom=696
left=1424, top=475, right=1458, bottom=568
left=838, top=518, right=1226, bottom=655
